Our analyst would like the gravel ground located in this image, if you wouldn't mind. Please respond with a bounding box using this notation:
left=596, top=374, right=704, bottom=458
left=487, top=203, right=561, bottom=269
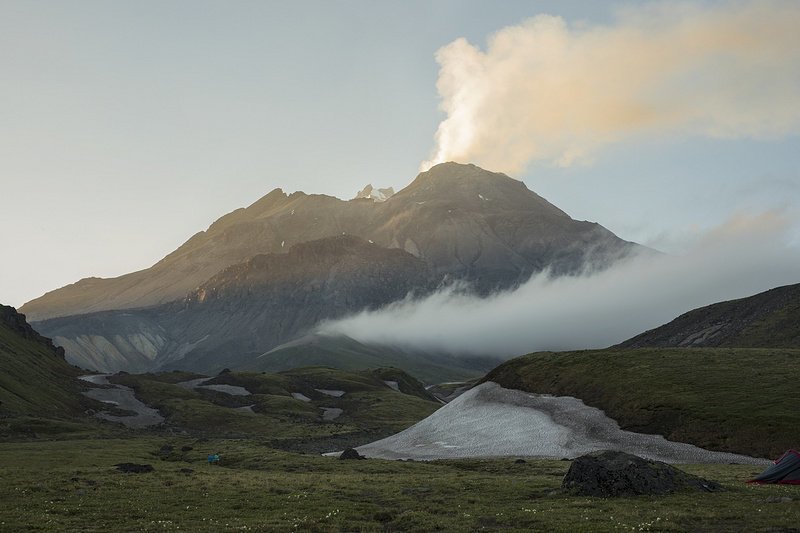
left=353, top=382, right=769, bottom=465
left=80, top=374, right=164, bottom=428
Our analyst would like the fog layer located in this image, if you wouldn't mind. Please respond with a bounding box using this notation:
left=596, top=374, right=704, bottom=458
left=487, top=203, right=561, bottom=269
left=319, top=212, right=800, bottom=357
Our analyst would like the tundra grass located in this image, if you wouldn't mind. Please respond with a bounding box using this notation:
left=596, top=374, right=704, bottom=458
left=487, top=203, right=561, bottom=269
left=0, top=437, right=797, bottom=532
left=0, top=325, right=87, bottom=417
left=107, top=369, right=440, bottom=439
left=485, top=347, right=800, bottom=459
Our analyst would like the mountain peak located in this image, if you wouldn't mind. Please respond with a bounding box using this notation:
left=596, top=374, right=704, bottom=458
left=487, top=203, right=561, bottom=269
left=354, top=184, right=395, bottom=202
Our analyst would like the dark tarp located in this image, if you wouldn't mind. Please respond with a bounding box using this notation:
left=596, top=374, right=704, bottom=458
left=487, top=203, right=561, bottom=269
left=749, top=450, right=800, bottom=485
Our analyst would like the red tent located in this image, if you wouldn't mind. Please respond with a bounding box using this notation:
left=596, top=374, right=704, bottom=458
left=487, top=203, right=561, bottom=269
left=749, top=450, right=800, bottom=485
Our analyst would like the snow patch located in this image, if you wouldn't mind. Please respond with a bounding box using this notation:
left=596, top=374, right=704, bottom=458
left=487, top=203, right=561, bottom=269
left=199, top=384, right=250, bottom=396
left=383, top=380, right=400, bottom=392
left=343, top=382, right=767, bottom=465
left=321, top=407, right=343, bottom=421
left=175, top=377, right=213, bottom=390
left=315, top=389, right=346, bottom=397
left=292, top=392, right=312, bottom=402
left=354, top=184, right=395, bottom=202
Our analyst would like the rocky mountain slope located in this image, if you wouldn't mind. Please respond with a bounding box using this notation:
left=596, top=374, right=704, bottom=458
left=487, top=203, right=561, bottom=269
left=25, top=162, right=641, bottom=376
left=619, top=283, right=800, bottom=348
left=36, top=235, right=438, bottom=374
left=22, top=162, right=638, bottom=321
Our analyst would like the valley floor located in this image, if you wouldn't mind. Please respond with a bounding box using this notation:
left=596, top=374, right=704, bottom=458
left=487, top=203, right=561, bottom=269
left=0, top=437, right=797, bottom=532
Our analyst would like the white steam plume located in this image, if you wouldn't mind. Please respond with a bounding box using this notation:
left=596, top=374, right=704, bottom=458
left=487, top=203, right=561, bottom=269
left=319, top=211, right=800, bottom=357
left=422, top=1, right=800, bottom=173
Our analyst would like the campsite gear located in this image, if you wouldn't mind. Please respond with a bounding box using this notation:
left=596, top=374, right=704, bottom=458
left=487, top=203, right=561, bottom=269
left=749, top=450, right=800, bottom=485
left=207, top=453, right=220, bottom=465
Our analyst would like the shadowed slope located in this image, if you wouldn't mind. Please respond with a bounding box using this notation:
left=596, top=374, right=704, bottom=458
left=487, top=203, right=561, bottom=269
left=0, top=305, right=87, bottom=418
left=484, top=347, right=800, bottom=459
left=620, top=282, right=800, bottom=348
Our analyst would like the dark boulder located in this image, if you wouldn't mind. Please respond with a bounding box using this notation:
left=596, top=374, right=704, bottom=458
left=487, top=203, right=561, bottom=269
left=339, top=448, right=365, bottom=460
left=115, top=463, right=154, bottom=474
left=562, top=451, right=722, bottom=497
left=157, top=445, right=174, bottom=458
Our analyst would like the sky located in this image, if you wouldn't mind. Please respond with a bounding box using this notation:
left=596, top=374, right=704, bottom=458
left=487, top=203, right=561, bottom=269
left=1, top=0, right=799, bottom=308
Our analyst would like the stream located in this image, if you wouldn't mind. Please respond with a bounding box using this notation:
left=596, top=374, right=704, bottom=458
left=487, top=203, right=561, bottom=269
left=79, top=374, right=164, bottom=428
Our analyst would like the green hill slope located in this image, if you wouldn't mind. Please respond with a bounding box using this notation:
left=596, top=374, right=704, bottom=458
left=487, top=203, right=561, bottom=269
left=0, top=305, right=101, bottom=439
left=484, top=347, right=800, bottom=459
left=109, top=366, right=441, bottom=451
left=620, top=283, right=800, bottom=348
left=0, top=305, right=86, bottom=418
left=241, top=333, right=493, bottom=384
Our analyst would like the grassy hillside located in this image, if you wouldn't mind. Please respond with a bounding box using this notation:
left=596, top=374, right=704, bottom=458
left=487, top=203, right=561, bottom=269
left=240, top=334, right=492, bottom=384
left=0, top=307, right=89, bottom=420
left=621, top=283, right=800, bottom=348
left=484, top=348, right=800, bottom=459
left=110, top=366, right=441, bottom=450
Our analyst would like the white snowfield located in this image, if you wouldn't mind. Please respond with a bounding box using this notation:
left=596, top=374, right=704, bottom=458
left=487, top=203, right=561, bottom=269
left=352, top=382, right=768, bottom=465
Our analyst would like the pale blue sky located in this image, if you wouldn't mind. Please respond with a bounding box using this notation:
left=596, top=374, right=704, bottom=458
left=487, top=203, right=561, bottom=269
left=1, top=1, right=798, bottom=308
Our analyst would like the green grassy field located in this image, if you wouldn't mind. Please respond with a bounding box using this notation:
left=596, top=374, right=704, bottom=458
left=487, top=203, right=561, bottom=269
left=4, top=315, right=800, bottom=531
left=0, top=437, right=797, bottom=532
left=484, top=347, right=800, bottom=459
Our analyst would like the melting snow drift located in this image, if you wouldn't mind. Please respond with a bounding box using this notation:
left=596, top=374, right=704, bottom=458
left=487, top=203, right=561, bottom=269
left=315, top=389, right=346, bottom=397
left=350, top=382, right=767, bottom=465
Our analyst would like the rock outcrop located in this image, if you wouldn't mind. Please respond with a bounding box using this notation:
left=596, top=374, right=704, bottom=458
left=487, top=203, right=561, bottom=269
left=0, top=305, right=65, bottom=358
left=562, top=451, right=722, bottom=497
left=339, top=448, right=366, bottom=460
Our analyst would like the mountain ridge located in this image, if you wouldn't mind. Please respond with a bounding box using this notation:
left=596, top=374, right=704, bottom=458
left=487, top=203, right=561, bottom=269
left=25, top=162, right=643, bottom=377
left=22, top=162, right=639, bottom=321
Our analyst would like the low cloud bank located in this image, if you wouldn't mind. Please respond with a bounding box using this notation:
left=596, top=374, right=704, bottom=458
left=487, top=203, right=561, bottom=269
left=422, top=1, right=800, bottom=173
left=319, top=212, right=800, bottom=358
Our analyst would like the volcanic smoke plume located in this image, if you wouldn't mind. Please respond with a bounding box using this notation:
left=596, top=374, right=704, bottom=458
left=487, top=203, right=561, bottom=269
left=421, top=1, right=800, bottom=174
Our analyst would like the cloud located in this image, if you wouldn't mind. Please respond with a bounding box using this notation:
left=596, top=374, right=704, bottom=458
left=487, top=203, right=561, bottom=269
left=319, top=211, right=800, bottom=358
left=421, top=1, right=800, bottom=174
